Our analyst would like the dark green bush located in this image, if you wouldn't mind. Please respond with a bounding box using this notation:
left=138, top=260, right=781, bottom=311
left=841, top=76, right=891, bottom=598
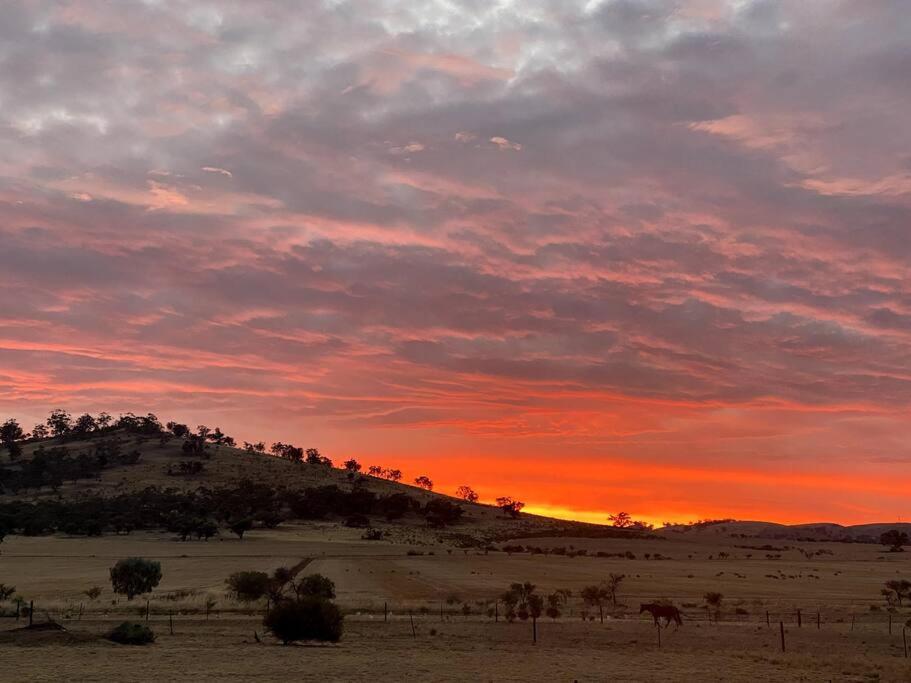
left=107, top=621, right=155, bottom=645
left=263, top=597, right=343, bottom=644
left=225, top=570, right=271, bottom=602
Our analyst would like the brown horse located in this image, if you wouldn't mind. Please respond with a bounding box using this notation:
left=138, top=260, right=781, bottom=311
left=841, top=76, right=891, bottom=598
left=640, top=603, right=683, bottom=628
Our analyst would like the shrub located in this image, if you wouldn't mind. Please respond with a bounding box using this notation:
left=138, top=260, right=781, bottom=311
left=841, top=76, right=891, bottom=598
left=107, top=621, right=155, bottom=645
left=295, top=574, right=336, bottom=600
left=110, top=557, right=162, bottom=600
left=362, top=528, right=383, bottom=541
left=225, top=571, right=271, bottom=602
left=263, top=597, right=343, bottom=644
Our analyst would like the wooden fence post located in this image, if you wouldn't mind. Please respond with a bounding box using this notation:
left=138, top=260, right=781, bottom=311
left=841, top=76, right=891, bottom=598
left=889, top=613, right=893, bottom=635
left=15, top=598, right=20, bottom=622
left=904, top=627, right=908, bottom=659
left=657, top=622, right=661, bottom=649
left=146, top=598, right=150, bottom=622
left=816, top=611, right=820, bottom=630
left=765, top=610, right=770, bottom=627
left=779, top=621, right=785, bottom=653
left=533, top=617, right=537, bottom=645
left=797, top=609, right=802, bottom=628
left=29, top=600, right=34, bottom=627
left=169, top=610, right=174, bottom=635
left=384, top=602, right=388, bottom=623
left=409, top=612, right=416, bottom=638
left=495, top=600, right=499, bottom=623
left=440, top=601, right=443, bottom=622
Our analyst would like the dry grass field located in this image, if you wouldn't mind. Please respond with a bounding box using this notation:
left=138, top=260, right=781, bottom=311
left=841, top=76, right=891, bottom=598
left=3, top=526, right=911, bottom=681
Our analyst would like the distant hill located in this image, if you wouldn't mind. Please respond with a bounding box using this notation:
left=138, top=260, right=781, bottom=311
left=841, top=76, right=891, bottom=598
left=658, top=519, right=911, bottom=544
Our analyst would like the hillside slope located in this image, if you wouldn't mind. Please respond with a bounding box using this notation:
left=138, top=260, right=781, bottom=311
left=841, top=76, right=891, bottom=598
left=0, top=427, right=647, bottom=546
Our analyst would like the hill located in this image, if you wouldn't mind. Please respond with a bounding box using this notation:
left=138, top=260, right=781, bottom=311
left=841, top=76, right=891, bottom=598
left=659, top=519, right=911, bottom=543
left=0, top=419, right=649, bottom=547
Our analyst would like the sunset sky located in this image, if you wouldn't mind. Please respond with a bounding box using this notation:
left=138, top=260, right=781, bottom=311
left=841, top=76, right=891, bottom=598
left=2, top=1, right=910, bottom=525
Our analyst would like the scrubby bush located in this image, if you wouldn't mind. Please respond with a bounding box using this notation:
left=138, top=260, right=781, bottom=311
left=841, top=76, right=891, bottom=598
left=107, top=621, right=155, bottom=645
left=225, top=571, right=271, bottom=602
left=263, top=597, right=343, bottom=644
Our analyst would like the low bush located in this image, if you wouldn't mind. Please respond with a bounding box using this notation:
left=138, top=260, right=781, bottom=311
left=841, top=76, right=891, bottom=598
left=107, top=621, right=155, bottom=645
left=263, top=597, right=343, bottom=644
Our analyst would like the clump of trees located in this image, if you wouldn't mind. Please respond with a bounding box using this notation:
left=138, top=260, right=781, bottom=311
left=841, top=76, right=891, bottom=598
left=413, top=475, right=433, bottom=491
left=367, top=465, right=403, bottom=482
left=238, top=567, right=344, bottom=644
left=608, top=511, right=654, bottom=531
left=881, top=529, right=909, bottom=552
left=110, top=557, right=162, bottom=600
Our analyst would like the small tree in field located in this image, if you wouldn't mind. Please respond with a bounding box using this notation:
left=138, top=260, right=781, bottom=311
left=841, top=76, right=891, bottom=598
left=605, top=573, right=625, bottom=607
left=881, top=530, right=909, bottom=552
left=229, top=518, right=254, bottom=540
left=413, top=475, right=433, bottom=491
left=883, top=579, right=911, bottom=607
left=110, top=558, right=162, bottom=600
left=704, top=591, right=723, bottom=621
left=581, top=584, right=609, bottom=623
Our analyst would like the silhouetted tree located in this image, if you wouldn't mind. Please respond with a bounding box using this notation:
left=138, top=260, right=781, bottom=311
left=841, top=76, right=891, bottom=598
left=271, top=442, right=303, bottom=463
left=97, top=412, right=113, bottom=429
left=413, top=475, right=433, bottom=491
left=455, top=485, right=479, bottom=503
left=166, top=422, right=189, bottom=438
left=343, top=459, right=361, bottom=473
left=30, top=423, right=49, bottom=440
left=73, top=413, right=97, bottom=436
left=110, top=557, right=162, bottom=600
left=306, top=448, right=332, bottom=466
left=881, top=529, right=909, bottom=552
left=0, top=418, right=25, bottom=460
left=608, top=511, right=632, bottom=528
left=496, top=497, right=525, bottom=518
left=46, top=409, right=72, bottom=437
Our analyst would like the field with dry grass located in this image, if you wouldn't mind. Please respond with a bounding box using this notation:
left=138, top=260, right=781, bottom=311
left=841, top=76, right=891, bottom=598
left=3, top=525, right=911, bottom=681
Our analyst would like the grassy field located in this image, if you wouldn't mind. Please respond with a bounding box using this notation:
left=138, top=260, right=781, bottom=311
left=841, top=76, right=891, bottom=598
left=3, top=526, right=911, bottom=681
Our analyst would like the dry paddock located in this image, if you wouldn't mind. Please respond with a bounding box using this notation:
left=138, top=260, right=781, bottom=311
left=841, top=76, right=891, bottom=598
left=2, top=615, right=911, bottom=682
